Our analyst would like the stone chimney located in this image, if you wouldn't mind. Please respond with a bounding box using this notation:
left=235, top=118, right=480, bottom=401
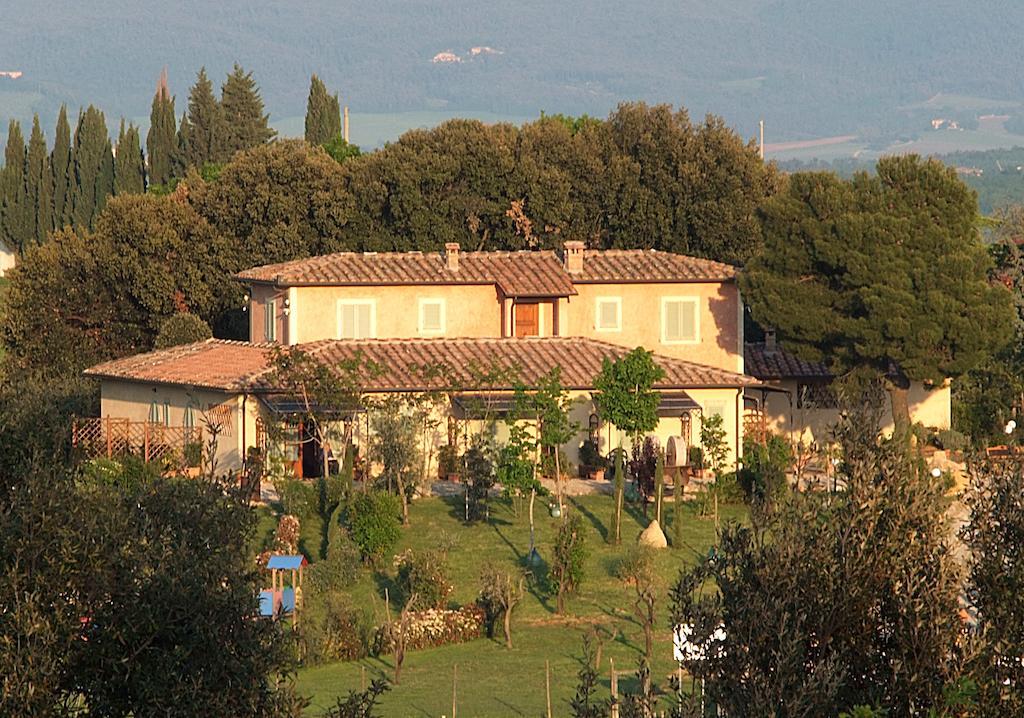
left=563, top=241, right=585, bottom=273
left=764, top=329, right=777, bottom=352
left=444, top=242, right=460, bottom=272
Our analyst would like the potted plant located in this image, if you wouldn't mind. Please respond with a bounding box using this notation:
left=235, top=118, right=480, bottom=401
left=183, top=440, right=203, bottom=477
left=688, top=446, right=705, bottom=479
left=438, top=444, right=460, bottom=482
left=578, top=439, right=605, bottom=480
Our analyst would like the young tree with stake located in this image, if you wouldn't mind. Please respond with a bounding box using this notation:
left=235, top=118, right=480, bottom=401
left=593, top=348, right=665, bottom=543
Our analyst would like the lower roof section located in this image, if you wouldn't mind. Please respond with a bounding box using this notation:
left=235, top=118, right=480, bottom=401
left=85, top=337, right=757, bottom=394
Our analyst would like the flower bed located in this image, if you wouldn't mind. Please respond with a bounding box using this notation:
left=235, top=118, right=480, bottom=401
left=373, top=605, right=485, bottom=654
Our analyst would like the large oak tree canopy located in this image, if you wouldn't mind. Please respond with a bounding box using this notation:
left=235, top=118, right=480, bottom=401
left=741, top=155, right=1015, bottom=429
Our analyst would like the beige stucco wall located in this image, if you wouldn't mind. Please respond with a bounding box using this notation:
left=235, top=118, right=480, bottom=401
left=565, top=282, right=742, bottom=373
left=99, top=378, right=745, bottom=479
left=99, top=380, right=247, bottom=470
left=245, top=280, right=742, bottom=368
left=750, top=379, right=952, bottom=447
left=0, top=245, right=15, bottom=276
left=456, top=387, right=743, bottom=471
left=285, top=284, right=504, bottom=344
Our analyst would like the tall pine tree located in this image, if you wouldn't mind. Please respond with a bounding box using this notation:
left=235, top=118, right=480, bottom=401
left=173, top=113, right=192, bottom=177
left=187, top=67, right=224, bottom=167
left=71, top=106, right=114, bottom=230
left=1, top=120, right=28, bottom=253
left=304, top=74, right=341, bottom=146
left=114, top=120, right=146, bottom=195
left=147, top=69, right=177, bottom=186
left=51, top=105, right=73, bottom=229
left=25, top=115, right=52, bottom=247
left=220, top=64, right=275, bottom=158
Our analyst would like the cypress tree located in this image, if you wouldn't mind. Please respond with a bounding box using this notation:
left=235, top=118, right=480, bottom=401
left=147, top=70, right=177, bottom=186
left=220, top=64, right=275, bottom=157
left=51, top=105, right=73, bottom=229
left=0, top=120, right=28, bottom=253
left=173, top=113, right=192, bottom=177
left=71, top=106, right=114, bottom=229
left=187, top=67, right=223, bottom=166
left=304, top=74, right=341, bottom=146
left=114, top=120, right=146, bottom=195
left=25, top=115, right=52, bottom=247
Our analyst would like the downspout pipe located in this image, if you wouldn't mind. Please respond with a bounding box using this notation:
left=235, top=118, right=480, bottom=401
left=735, top=387, right=743, bottom=471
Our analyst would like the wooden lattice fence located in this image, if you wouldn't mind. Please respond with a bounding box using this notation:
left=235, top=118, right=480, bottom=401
left=72, top=417, right=203, bottom=464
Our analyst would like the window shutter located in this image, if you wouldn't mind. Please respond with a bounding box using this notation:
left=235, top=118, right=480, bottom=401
left=356, top=304, right=372, bottom=338
left=420, top=300, right=444, bottom=333
left=265, top=300, right=276, bottom=341
left=339, top=304, right=355, bottom=338
left=597, top=299, right=620, bottom=330
left=663, top=299, right=697, bottom=342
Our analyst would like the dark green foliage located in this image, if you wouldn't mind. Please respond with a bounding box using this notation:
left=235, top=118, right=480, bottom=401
left=0, top=119, right=27, bottom=253
left=154, top=312, right=213, bottom=349
left=551, top=512, right=587, bottom=613
left=742, top=156, right=1015, bottom=433
left=321, top=678, right=390, bottom=718
left=0, top=462, right=303, bottom=716
left=71, top=106, right=115, bottom=230
left=2, top=194, right=231, bottom=376
left=322, top=135, right=361, bottom=164
left=25, top=115, right=52, bottom=247
left=146, top=81, right=177, bottom=187
left=114, top=119, right=146, bottom=195
left=51, top=105, right=73, bottom=229
left=347, top=491, right=402, bottom=563
left=462, top=445, right=494, bottom=522
left=187, top=67, right=225, bottom=167
left=338, top=106, right=776, bottom=261
left=220, top=64, right=276, bottom=157
left=395, top=548, right=453, bottom=610
left=300, top=590, right=369, bottom=665
left=305, top=74, right=342, bottom=146
left=189, top=140, right=351, bottom=270
left=306, top=532, right=361, bottom=595
left=276, top=478, right=319, bottom=519
left=962, top=459, right=1024, bottom=714
left=954, top=205, right=1024, bottom=445
left=670, top=414, right=963, bottom=715
left=737, top=434, right=791, bottom=505
left=173, top=112, right=192, bottom=178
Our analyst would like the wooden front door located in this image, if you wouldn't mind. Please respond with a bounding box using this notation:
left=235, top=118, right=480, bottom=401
left=514, top=302, right=539, bottom=337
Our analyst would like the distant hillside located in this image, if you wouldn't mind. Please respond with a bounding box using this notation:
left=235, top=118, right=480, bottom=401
left=3, top=0, right=1024, bottom=146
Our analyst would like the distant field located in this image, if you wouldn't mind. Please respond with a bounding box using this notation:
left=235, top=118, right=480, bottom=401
left=272, top=109, right=532, bottom=149
left=768, top=127, right=1024, bottom=163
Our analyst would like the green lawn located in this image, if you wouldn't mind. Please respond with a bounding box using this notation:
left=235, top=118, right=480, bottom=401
left=275, top=491, right=743, bottom=716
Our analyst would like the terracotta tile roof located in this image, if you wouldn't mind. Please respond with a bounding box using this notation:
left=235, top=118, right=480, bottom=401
left=573, top=249, right=736, bottom=283
left=84, top=340, right=273, bottom=391
left=235, top=248, right=736, bottom=295
left=86, top=338, right=757, bottom=393
left=235, top=250, right=577, bottom=298
left=744, top=342, right=831, bottom=381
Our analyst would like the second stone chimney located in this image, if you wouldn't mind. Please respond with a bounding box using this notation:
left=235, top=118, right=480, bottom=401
left=764, top=329, right=777, bottom=352
left=444, top=242, right=460, bottom=272
left=563, top=240, right=585, bottom=273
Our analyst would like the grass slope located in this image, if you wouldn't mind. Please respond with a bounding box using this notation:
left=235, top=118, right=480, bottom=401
left=281, top=492, right=742, bottom=716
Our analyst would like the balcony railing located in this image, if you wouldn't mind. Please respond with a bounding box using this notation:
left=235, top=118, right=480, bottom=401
left=72, top=417, right=203, bottom=463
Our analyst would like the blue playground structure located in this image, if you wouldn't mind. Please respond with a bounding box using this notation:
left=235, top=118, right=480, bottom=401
left=259, top=554, right=306, bottom=623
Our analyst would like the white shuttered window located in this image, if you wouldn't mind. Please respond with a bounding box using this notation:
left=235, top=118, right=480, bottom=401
left=418, top=298, right=446, bottom=334
left=661, top=297, right=699, bottom=344
left=337, top=300, right=375, bottom=339
left=594, top=297, right=622, bottom=332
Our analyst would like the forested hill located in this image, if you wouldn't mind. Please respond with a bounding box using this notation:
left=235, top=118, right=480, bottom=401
left=3, top=0, right=1024, bottom=144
